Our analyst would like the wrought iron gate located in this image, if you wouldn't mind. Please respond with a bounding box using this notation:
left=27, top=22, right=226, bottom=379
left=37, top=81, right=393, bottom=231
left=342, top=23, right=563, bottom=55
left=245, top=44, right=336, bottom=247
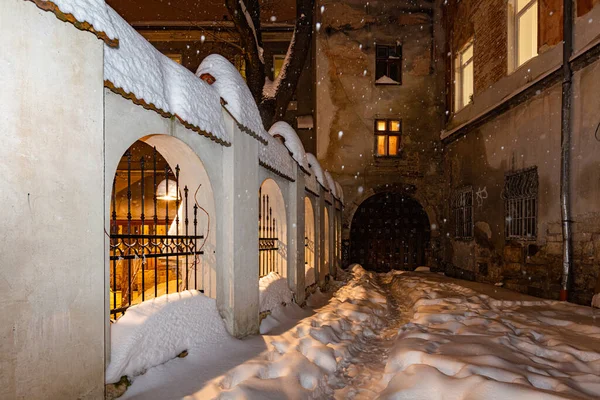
left=350, top=193, right=430, bottom=272
left=110, top=146, right=204, bottom=318
left=259, top=189, right=279, bottom=277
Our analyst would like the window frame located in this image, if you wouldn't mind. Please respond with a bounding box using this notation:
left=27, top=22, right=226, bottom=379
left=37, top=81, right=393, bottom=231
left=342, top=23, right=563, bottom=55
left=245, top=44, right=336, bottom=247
left=454, top=40, right=474, bottom=111
left=272, top=54, right=286, bottom=80
left=451, top=186, right=474, bottom=240
left=375, top=44, right=402, bottom=85
left=508, top=0, right=539, bottom=72
left=503, top=167, right=538, bottom=241
left=373, top=119, right=402, bottom=158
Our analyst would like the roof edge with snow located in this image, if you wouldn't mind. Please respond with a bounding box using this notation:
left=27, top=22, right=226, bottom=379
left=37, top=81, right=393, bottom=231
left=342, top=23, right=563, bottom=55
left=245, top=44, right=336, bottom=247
left=105, top=81, right=231, bottom=147
left=28, top=0, right=119, bottom=47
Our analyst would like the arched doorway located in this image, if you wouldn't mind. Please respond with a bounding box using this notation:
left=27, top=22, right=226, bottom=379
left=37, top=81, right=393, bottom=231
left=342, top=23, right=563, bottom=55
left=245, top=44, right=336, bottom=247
left=258, top=178, right=287, bottom=278
left=350, top=192, right=430, bottom=272
left=304, top=197, right=316, bottom=286
left=109, top=138, right=216, bottom=319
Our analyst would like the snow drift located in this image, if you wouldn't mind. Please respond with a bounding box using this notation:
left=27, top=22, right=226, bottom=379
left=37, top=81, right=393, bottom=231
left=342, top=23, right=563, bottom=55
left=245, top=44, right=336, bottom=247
left=105, top=290, right=228, bottom=383
left=258, top=272, right=294, bottom=313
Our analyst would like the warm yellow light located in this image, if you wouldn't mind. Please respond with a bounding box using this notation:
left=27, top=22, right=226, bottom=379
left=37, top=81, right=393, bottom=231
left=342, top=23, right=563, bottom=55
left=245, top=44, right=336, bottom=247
left=388, top=136, right=399, bottom=155
left=156, top=179, right=180, bottom=201
left=377, top=135, right=387, bottom=155
left=389, top=120, right=400, bottom=131
left=376, top=120, right=387, bottom=131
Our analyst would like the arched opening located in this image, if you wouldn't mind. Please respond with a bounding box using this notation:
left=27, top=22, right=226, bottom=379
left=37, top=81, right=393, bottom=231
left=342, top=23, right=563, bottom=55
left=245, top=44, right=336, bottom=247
left=304, top=197, right=316, bottom=286
left=109, top=138, right=216, bottom=319
left=323, top=207, right=330, bottom=277
left=350, top=192, right=430, bottom=272
left=258, top=178, right=287, bottom=278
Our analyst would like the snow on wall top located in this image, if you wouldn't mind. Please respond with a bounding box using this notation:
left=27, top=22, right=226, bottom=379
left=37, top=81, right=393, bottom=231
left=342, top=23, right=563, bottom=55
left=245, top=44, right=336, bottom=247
left=259, top=133, right=295, bottom=180
left=104, top=7, right=229, bottom=144
left=324, top=171, right=337, bottom=197
left=197, top=54, right=270, bottom=143
left=31, top=0, right=118, bottom=46
left=268, top=121, right=310, bottom=171
left=304, top=168, right=319, bottom=195
left=306, top=153, right=328, bottom=190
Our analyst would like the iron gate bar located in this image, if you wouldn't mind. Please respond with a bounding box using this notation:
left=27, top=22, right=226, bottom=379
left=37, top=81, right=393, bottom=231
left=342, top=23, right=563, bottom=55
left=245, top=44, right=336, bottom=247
left=258, top=190, right=279, bottom=277
left=110, top=145, right=205, bottom=319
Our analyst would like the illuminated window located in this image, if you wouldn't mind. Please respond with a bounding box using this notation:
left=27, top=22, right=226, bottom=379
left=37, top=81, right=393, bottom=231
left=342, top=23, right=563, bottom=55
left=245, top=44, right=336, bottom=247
left=509, top=0, right=538, bottom=69
left=375, top=45, right=402, bottom=85
left=454, top=41, right=474, bottom=111
left=165, top=53, right=182, bottom=64
left=374, top=119, right=401, bottom=157
left=273, top=54, right=286, bottom=79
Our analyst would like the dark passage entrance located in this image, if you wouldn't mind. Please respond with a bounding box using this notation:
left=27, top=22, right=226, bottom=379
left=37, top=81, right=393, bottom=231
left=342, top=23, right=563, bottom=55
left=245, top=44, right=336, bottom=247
left=350, top=193, right=430, bottom=272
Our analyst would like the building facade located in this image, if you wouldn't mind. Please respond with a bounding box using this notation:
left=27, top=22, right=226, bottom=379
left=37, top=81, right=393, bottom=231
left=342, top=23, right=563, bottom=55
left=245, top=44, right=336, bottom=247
left=441, top=0, right=600, bottom=305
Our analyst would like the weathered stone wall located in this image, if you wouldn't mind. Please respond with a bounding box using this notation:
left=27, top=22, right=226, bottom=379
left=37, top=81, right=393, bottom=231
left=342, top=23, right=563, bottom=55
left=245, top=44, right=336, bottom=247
left=442, top=1, right=600, bottom=305
left=315, top=0, right=447, bottom=258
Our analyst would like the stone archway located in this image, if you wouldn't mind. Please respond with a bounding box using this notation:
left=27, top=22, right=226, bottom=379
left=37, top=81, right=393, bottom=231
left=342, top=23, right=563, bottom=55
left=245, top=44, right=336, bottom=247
left=350, top=192, right=430, bottom=272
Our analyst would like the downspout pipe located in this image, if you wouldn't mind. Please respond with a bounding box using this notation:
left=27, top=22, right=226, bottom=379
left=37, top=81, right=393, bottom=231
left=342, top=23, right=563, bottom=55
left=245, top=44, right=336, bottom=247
left=560, top=0, right=574, bottom=301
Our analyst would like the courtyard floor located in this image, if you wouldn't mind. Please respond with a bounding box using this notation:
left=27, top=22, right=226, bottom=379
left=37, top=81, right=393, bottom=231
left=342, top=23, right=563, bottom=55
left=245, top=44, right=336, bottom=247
left=119, top=266, right=600, bottom=399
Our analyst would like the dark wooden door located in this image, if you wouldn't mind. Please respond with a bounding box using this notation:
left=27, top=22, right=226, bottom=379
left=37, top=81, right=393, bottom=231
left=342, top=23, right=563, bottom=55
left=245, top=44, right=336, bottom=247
left=350, top=193, right=430, bottom=272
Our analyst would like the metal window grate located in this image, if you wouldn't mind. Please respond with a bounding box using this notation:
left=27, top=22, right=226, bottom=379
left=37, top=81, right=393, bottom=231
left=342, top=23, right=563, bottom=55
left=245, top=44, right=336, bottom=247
left=503, top=167, right=538, bottom=240
left=451, top=187, right=474, bottom=239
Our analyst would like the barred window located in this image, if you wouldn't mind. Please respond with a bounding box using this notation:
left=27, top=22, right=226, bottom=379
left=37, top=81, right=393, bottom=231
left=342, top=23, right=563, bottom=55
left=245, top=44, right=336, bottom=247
left=503, top=167, right=538, bottom=240
left=451, top=187, right=473, bottom=239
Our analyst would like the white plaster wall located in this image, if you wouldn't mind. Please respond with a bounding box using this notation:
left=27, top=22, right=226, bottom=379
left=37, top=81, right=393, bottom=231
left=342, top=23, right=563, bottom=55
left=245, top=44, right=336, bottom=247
left=304, top=197, right=316, bottom=285
left=0, top=1, right=105, bottom=398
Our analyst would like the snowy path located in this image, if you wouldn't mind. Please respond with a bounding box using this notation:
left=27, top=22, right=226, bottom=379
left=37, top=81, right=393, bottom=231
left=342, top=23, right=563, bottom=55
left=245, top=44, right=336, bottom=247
left=117, top=266, right=600, bottom=399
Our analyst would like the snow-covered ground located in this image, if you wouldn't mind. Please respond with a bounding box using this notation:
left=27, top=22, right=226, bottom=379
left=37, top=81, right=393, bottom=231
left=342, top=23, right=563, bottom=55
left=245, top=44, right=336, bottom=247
left=114, top=266, right=600, bottom=400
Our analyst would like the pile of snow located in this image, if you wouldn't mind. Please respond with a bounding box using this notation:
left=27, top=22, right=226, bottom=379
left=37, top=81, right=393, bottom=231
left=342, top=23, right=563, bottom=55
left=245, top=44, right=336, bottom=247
left=104, top=7, right=228, bottom=143
left=259, top=272, right=294, bottom=313
left=196, top=54, right=270, bottom=142
left=259, top=130, right=295, bottom=180
left=190, top=264, right=389, bottom=398
left=592, top=293, right=600, bottom=308
left=306, top=153, right=328, bottom=189
left=305, top=266, right=316, bottom=287
left=375, top=75, right=401, bottom=85
left=268, top=121, right=310, bottom=171
left=41, top=0, right=118, bottom=43
left=380, top=273, right=600, bottom=399
left=105, top=290, right=228, bottom=383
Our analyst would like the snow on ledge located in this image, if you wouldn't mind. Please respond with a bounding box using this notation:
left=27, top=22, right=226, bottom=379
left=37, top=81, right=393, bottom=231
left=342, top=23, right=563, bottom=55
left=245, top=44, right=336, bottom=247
left=259, top=133, right=296, bottom=180
left=104, top=7, right=229, bottom=144
left=269, top=121, right=310, bottom=171
left=197, top=54, right=270, bottom=143
left=29, top=0, right=118, bottom=46
left=105, top=291, right=229, bottom=383
left=259, top=272, right=294, bottom=313
left=306, top=153, right=328, bottom=190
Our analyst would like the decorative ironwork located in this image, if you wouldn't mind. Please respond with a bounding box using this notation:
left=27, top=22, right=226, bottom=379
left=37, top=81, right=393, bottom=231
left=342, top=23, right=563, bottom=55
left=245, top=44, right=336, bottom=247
left=110, top=146, right=204, bottom=319
left=503, top=167, right=538, bottom=240
left=259, top=189, right=279, bottom=277
left=451, top=186, right=474, bottom=240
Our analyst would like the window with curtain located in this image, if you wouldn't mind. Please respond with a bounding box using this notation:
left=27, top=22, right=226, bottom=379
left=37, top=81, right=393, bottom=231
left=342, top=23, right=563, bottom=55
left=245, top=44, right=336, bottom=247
left=374, top=119, right=401, bottom=157
left=454, top=41, right=474, bottom=111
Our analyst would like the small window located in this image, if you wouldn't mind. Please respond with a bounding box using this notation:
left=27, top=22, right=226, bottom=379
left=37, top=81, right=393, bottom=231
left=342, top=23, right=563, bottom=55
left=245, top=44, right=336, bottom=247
left=452, top=187, right=474, bottom=239
left=375, top=45, right=402, bottom=85
left=374, top=119, right=401, bottom=157
left=454, top=41, right=474, bottom=111
left=509, top=0, right=538, bottom=69
left=273, top=54, right=286, bottom=80
left=503, top=167, right=538, bottom=240
left=165, top=53, right=182, bottom=64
